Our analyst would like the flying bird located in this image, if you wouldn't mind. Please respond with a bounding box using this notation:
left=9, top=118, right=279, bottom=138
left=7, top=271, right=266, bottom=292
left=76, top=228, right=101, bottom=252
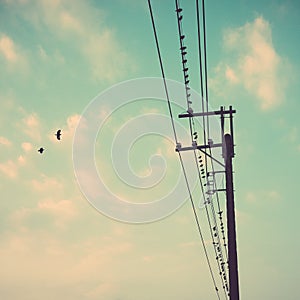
left=38, top=147, right=45, bottom=154
left=55, top=129, right=62, bottom=140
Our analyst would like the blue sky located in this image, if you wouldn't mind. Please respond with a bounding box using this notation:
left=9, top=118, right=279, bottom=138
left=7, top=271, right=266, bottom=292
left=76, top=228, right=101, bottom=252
left=0, top=0, right=299, bottom=299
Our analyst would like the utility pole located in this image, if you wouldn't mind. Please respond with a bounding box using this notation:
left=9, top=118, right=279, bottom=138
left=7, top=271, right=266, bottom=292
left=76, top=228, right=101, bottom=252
left=177, top=106, right=240, bottom=300
left=224, top=133, right=240, bottom=300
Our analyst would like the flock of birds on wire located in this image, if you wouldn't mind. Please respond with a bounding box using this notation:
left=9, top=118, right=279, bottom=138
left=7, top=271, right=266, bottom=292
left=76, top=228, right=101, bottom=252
left=37, top=129, right=62, bottom=154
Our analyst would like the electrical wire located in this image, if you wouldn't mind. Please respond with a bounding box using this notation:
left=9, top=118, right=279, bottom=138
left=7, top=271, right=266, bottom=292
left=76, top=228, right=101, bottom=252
left=178, top=152, right=221, bottom=300
left=148, top=1, right=222, bottom=298
left=174, top=1, right=229, bottom=297
left=195, top=0, right=230, bottom=295
left=148, top=0, right=178, bottom=144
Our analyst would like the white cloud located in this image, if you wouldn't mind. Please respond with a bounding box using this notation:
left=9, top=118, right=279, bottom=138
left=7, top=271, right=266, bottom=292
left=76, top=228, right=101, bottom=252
left=0, top=229, right=133, bottom=299
left=17, top=155, right=26, bottom=165
left=0, top=141, right=32, bottom=179
left=266, top=190, right=281, bottom=202
left=49, top=113, right=81, bottom=144
left=21, top=112, right=41, bottom=141
left=83, top=30, right=130, bottom=82
left=37, top=45, right=48, bottom=60
left=66, top=114, right=81, bottom=136
left=60, top=10, right=83, bottom=34
left=212, top=17, right=290, bottom=110
left=21, top=142, right=33, bottom=152
left=31, top=175, right=63, bottom=192
left=0, top=160, right=18, bottom=178
left=0, top=34, right=18, bottom=63
left=10, top=197, right=78, bottom=230
left=225, top=65, right=239, bottom=84
left=38, top=198, right=78, bottom=224
left=0, top=153, right=29, bottom=178
left=0, top=33, right=28, bottom=71
left=0, top=136, right=12, bottom=146
left=10, top=0, right=134, bottom=82
left=245, top=189, right=281, bottom=204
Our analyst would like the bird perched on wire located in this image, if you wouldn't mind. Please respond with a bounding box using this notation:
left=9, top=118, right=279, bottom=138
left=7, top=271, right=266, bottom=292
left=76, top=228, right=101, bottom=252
left=38, top=147, right=45, bottom=154
left=55, top=129, right=62, bottom=140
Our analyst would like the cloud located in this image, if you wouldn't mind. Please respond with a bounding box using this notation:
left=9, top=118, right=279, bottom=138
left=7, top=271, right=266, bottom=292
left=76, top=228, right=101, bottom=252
left=0, top=141, right=32, bottom=179
left=0, top=228, right=133, bottom=299
left=0, top=136, right=12, bottom=146
left=49, top=113, right=81, bottom=144
left=38, top=198, right=78, bottom=224
left=0, top=160, right=18, bottom=178
left=82, top=29, right=130, bottom=82
left=9, top=0, right=135, bottom=82
left=211, top=16, right=290, bottom=110
left=31, top=175, right=63, bottom=193
left=59, top=10, right=83, bottom=34
left=21, top=112, right=41, bottom=141
left=37, top=45, right=48, bottom=60
left=17, top=155, right=26, bottom=165
left=21, top=142, right=33, bottom=152
left=0, top=153, right=28, bottom=178
left=10, top=198, right=78, bottom=230
left=245, top=189, right=281, bottom=204
left=266, top=190, right=281, bottom=202
left=0, top=34, right=18, bottom=63
left=0, top=33, right=27, bottom=71
left=225, top=65, right=239, bottom=84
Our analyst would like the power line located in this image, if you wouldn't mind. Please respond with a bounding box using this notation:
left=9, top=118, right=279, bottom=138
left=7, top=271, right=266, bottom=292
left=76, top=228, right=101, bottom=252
left=178, top=152, right=221, bottom=300
left=174, top=1, right=231, bottom=298
left=195, top=0, right=207, bottom=153
left=148, top=1, right=222, bottom=297
left=147, top=0, right=178, bottom=144
left=201, top=0, right=210, bottom=139
left=175, top=1, right=230, bottom=296
left=175, top=0, right=232, bottom=298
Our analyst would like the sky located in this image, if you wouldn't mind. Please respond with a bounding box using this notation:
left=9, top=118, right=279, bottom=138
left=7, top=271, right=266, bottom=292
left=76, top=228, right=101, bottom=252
left=0, top=0, right=300, bottom=299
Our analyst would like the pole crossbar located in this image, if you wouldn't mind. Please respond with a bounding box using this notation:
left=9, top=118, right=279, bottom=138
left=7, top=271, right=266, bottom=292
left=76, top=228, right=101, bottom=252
left=175, top=143, right=222, bottom=152
left=178, top=108, right=236, bottom=118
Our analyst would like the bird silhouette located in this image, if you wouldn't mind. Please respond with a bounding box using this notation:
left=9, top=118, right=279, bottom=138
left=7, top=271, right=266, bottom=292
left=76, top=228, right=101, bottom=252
left=55, top=129, right=62, bottom=140
left=38, top=147, right=44, bottom=154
